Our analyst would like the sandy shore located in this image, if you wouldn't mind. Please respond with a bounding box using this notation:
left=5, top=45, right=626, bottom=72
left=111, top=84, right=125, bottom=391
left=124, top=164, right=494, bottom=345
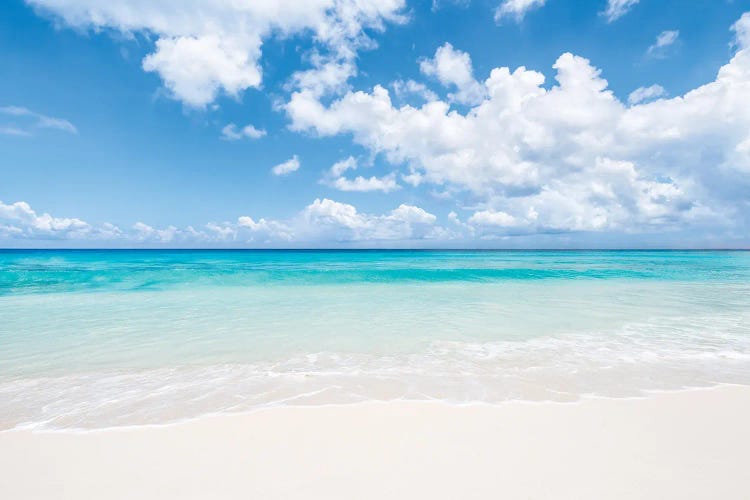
left=1, top=386, right=749, bottom=499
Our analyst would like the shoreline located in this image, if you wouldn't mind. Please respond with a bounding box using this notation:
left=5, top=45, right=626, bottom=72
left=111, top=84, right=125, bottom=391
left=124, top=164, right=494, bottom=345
left=2, top=382, right=745, bottom=435
left=2, top=385, right=748, bottom=499
left=0, top=382, right=750, bottom=436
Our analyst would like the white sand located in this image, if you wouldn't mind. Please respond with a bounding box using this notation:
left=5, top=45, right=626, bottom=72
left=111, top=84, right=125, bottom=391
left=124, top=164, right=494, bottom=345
left=1, top=386, right=749, bottom=499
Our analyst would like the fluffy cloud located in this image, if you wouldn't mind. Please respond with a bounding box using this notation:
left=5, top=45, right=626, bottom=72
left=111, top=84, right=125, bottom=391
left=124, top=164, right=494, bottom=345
left=121, top=198, right=440, bottom=243
left=494, top=0, right=546, bottom=23
left=0, top=200, right=119, bottom=240
left=468, top=209, right=519, bottom=227
left=271, top=155, right=300, bottom=176
left=286, top=13, right=750, bottom=236
left=390, top=204, right=437, bottom=224
left=221, top=123, right=266, bottom=141
left=0, top=106, right=77, bottom=136
left=392, top=79, right=438, bottom=103
left=647, top=30, right=680, bottom=58
left=299, top=198, right=439, bottom=240
left=0, top=198, right=444, bottom=245
left=330, top=157, right=359, bottom=177
left=331, top=175, right=400, bottom=192
left=627, top=84, right=666, bottom=105
left=27, top=0, right=406, bottom=107
left=733, top=13, right=750, bottom=49
left=323, top=157, right=400, bottom=192
left=602, top=0, right=639, bottom=23
left=141, top=35, right=261, bottom=107
left=132, top=221, right=178, bottom=243
left=420, top=43, right=484, bottom=105
left=237, top=216, right=292, bottom=241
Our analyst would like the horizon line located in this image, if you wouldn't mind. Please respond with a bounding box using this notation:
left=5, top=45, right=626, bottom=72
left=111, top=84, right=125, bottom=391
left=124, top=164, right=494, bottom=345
left=1, top=248, right=749, bottom=252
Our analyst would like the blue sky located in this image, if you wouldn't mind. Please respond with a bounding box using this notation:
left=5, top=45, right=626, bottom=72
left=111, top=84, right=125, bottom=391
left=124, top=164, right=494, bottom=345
left=2, top=0, right=750, bottom=248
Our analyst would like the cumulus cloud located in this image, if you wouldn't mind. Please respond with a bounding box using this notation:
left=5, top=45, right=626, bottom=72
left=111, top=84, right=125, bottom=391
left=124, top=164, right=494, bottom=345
left=647, top=30, right=680, bottom=58
left=390, top=204, right=437, bottom=224
left=627, top=84, right=666, bottom=105
left=323, top=157, right=400, bottom=192
left=0, top=200, right=121, bottom=240
left=271, top=155, right=300, bottom=176
left=331, top=175, right=400, bottom=192
left=1, top=197, right=447, bottom=246
left=732, top=12, right=750, bottom=49
left=392, top=79, right=438, bottom=103
left=299, top=198, right=438, bottom=240
left=27, top=0, right=406, bottom=107
left=494, top=0, right=546, bottom=23
left=286, top=12, right=750, bottom=237
left=420, top=43, right=484, bottom=105
left=602, top=0, right=639, bottom=23
left=468, top=209, right=519, bottom=227
left=132, top=221, right=179, bottom=243
left=221, top=123, right=266, bottom=141
left=330, top=157, right=359, bottom=177
left=0, top=106, right=77, bottom=136
left=237, top=216, right=292, bottom=241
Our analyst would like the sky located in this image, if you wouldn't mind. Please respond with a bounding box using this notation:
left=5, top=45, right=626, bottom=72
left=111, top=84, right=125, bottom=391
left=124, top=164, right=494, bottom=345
left=1, top=0, right=750, bottom=248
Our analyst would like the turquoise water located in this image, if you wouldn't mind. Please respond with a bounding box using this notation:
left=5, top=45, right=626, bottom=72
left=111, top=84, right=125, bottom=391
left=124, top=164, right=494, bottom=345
left=1, top=250, right=750, bottom=429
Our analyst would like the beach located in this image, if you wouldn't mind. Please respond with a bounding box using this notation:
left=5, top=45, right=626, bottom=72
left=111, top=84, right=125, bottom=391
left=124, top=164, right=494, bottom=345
left=1, top=386, right=749, bottom=499
left=5, top=1, right=750, bottom=497
left=2, top=250, right=750, bottom=498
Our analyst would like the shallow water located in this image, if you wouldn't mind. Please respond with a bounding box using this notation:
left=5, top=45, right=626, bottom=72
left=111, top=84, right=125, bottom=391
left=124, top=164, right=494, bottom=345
left=1, top=250, right=749, bottom=429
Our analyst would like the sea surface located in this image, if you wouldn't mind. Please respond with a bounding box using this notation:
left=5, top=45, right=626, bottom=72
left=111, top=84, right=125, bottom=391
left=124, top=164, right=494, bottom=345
left=1, top=250, right=749, bottom=430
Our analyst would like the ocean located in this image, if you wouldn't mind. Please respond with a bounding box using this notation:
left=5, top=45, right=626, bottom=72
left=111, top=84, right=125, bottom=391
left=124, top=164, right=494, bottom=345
left=1, top=250, right=749, bottom=430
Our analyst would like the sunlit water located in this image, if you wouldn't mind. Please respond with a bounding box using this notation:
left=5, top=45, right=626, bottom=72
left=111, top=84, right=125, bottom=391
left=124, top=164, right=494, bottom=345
left=1, top=250, right=749, bottom=430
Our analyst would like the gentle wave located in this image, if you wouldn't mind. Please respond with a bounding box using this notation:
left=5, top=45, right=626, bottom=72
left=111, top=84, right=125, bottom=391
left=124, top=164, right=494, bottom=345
left=2, top=250, right=750, bottom=430
left=3, top=320, right=749, bottom=431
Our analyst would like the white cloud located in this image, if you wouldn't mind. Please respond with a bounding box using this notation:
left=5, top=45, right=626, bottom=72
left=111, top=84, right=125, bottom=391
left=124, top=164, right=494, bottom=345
left=141, top=35, right=261, bottom=108
left=468, top=209, right=519, bottom=227
left=494, top=0, right=546, bottom=23
left=0, top=200, right=122, bottom=240
left=390, top=204, right=437, bottom=224
left=271, top=155, right=301, bottom=176
left=299, top=198, right=439, bottom=241
left=303, top=198, right=364, bottom=229
left=0, top=105, right=77, bottom=135
left=392, top=79, right=438, bottom=103
left=330, top=157, right=358, bottom=177
left=420, top=43, right=484, bottom=105
left=647, top=30, right=680, bottom=58
left=628, top=84, right=666, bottom=105
left=289, top=56, right=357, bottom=98
left=204, top=222, right=237, bottom=240
left=237, top=216, right=293, bottom=242
left=286, top=13, right=750, bottom=236
left=331, top=175, right=400, bottom=192
left=132, top=221, right=178, bottom=243
left=733, top=12, right=750, bottom=49
left=0, top=200, right=87, bottom=233
left=234, top=200, right=443, bottom=243
left=324, top=156, right=400, bottom=192
left=602, top=0, right=639, bottom=23
left=27, top=0, right=406, bottom=107
left=221, top=123, right=266, bottom=141
left=0, top=199, right=446, bottom=245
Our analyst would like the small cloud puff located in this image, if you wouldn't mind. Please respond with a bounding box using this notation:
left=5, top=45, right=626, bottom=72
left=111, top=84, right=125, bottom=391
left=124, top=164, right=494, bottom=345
left=647, top=30, right=680, bottom=58
left=271, top=155, right=300, bottom=176
left=221, top=123, right=266, bottom=141
left=628, top=84, right=667, bottom=105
